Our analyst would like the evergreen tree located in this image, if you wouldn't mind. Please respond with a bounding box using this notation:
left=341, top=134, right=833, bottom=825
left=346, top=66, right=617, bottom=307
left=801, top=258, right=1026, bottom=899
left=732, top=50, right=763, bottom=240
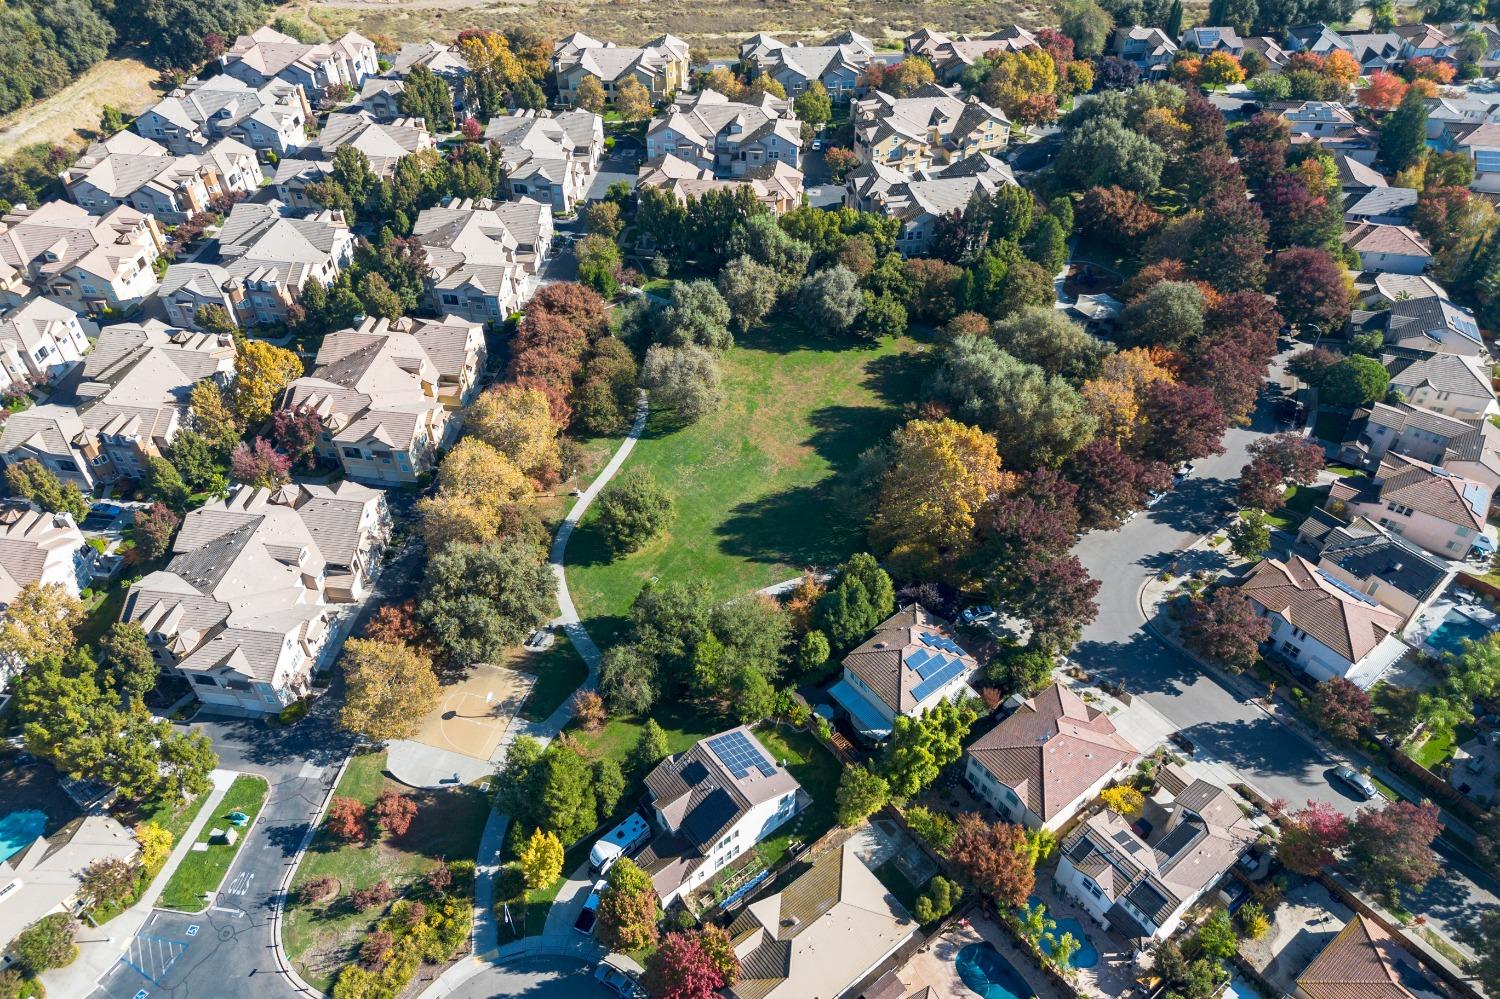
left=1380, top=89, right=1429, bottom=171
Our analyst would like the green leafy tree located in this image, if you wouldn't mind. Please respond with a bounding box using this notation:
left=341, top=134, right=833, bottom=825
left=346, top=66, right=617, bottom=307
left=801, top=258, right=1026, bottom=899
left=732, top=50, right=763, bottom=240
left=718, top=255, right=782, bottom=334
left=1227, top=509, right=1273, bottom=561
left=599, top=643, right=658, bottom=714
left=98, top=622, right=158, bottom=701
left=881, top=699, right=980, bottom=800
left=418, top=540, right=554, bottom=666
left=914, top=875, right=962, bottom=923
left=815, top=554, right=896, bottom=648
left=144, top=456, right=190, bottom=510
left=595, top=469, right=674, bottom=555
left=641, top=344, right=723, bottom=424
left=794, top=81, right=832, bottom=124
left=1380, top=88, right=1429, bottom=172
left=1195, top=909, right=1239, bottom=959
left=797, top=630, right=830, bottom=671
left=577, top=234, right=623, bottom=297
left=630, top=718, right=670, bottom=774
left=4, top=459, right=89, bottom=520
left=398, top=65, right=455, bottom=131
left=797, top=265, right=866, bottom=335
left=595, top=857, right=661, bottom=951
left=1321, top=355, right=1390, bottom=407
left=659, top=279, right=733, bottom=351
left=835, top=764, right=890, bottom=826
left=8, top=913, right=77, bottom=976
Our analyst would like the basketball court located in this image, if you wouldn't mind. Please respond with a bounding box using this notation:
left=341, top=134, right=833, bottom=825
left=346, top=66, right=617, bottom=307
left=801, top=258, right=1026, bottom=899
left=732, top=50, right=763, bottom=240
left=409, top=664, right=533, bottom=764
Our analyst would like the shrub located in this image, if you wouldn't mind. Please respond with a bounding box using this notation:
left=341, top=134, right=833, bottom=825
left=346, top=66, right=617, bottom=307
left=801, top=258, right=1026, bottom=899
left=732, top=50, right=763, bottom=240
left=352, top=879, right=395, bottom=912
left=905, top=806, right=958, bottom=853
left=8, top=913, right=77, bottom=975
left=325, top=797, right=368, bottom=843
left=374, top=790, right=418, bottom=837
left=300, top=876, right=336, bottom=905
left=913, top=875, right=962, bottom=924
left=572, top=690, right=607, bottom=731
left=359, top=929, right=394, bottom=970
left=595, top=469, right=674, bottom=554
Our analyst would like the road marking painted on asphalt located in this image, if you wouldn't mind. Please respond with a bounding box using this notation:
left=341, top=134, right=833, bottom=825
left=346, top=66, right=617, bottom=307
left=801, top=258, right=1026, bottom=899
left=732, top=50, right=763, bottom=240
left=224, top=871, right=254, bottom=896
left=185, top=925, right=199, bottom=937
left=123, top=934, right=188, bottom=985
left=133, top=990, right=148, bottom=999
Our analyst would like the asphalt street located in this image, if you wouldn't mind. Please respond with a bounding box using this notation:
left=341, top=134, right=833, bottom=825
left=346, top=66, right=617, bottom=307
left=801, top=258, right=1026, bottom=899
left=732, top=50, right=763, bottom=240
left=447, top=955, right=604, bottom=999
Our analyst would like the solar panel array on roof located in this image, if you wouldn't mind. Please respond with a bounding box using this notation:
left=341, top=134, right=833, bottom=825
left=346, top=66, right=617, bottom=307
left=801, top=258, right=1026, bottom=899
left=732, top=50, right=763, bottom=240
left=919, top=632, right=964, bottom=655
left=911, top=654, right=969, bottom=702
left=707, top=731, right=774, bottom=779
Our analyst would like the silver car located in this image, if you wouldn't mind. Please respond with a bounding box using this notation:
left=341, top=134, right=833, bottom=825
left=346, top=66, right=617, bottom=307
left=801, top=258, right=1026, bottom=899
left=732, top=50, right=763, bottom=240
left=1333, top=766, right=1378, bottom=800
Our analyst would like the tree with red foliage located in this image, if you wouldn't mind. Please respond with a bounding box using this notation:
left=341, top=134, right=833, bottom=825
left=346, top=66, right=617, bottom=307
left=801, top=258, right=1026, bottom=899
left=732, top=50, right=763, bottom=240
left=1237, top=457, right=1286, bottom=511
left=326, top=797, right=369, bottom=844
left=1405, top=57, right=1454, bottom=84
left=1359, top=71, right=1409, bottom=109
left=1013, top=92, right=1059, bottom=125
left=987, top=553, right=1100, bottom=651
left=268, top=407, right=323, bottom=470
left=1278, top=800, right=1352, bottom=875
left=133, top=503, right=181, bottom=562
left=1348, top=799, right=1442, bottom=891
left=1271, top=247, right=1350, bottom=330
left=1181, top=587, right=1269, bottom=673
left=1138, top=382, right=1228, bottom=466
left=229, top=438, right=292, bottom=489
left=948, top=812, right=1036, bottom=907
left=362, top=599, right=427, bottom=646
left=1204, top=290, right=1283, bottom=357
left=1187, top=336, right=1268, bottom=427
left=527, top=281, right=610, bottom=338
left=509, top=345, right=582, bottom=398
left=1231, top=113, right=1291, bottom=190
left=1036, top=28, right=1075, bottom=65
left=1077, top=186, right=1162, bottom=247
left=1261, top=170, right=1338, bottom=250
left=1066, top=439, right=1173, bottom=530
left=1189, top=188, right=1268, bottom=291
left=904, top=258, right=964, bottom=323
left=461, top=117, right=483, bottom=142
left=360, top=929, right=393, bottom=970
left=1309, top=677, right=1376, bottom=743
left=642, top=928, right=739, bottom=999
left=351, top=879, right=395, bottom=911
left=1412, top=186, right=1471, bottom=247
left=203, top=34, right=227, bottom=58
left=972, top=467, right=1081, bottom=569
left=374, top=789, right=418, bottom=837
left=1180, top=150, right=1246, bottom=202
left=1248, top=433, right=1325, bottom=485
left=1288, top=347, right=1342, bottom=388
left=1120, top=259, right=1192, bottom=301
left=510, top=374, right=573, bottom=429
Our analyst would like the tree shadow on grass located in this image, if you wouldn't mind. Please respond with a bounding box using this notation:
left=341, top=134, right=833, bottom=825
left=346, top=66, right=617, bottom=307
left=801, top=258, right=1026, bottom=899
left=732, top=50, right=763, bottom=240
left=387, top=785, right=490, bottom=861
left=863, top=348, right=930, bottom=411
left=736, top=321, right=874, bottom=356
left=562, top=514, right=618, bottom=568
left=714, top=481, right=862, bottom=571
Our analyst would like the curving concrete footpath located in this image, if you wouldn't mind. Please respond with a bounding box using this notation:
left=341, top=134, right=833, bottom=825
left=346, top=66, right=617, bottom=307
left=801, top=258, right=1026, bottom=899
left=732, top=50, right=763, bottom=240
left=431, top=393, right=649, bottom=998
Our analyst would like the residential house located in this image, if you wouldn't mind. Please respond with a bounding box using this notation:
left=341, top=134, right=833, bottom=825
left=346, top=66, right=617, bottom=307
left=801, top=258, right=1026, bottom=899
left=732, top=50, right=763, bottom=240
left=158, top=262, right=240, bottom=331
left=1284, top=24, right=1351, bottom=55
left=388, top=41, right=471, bottom=96
left=847, top=153, right=1018, bottom=257
left=0, top=321, right=235, bottom=487
left=637, top=726, right=805, bottom=904
left=852, top=84, right=1009, bottom=175
left=0, top=816, right=138, bottom=949
left=0, top=297, right=92, bottom=390
left=135, top=75, right=311, bottom=157
left=827, top=604, right=979, bottom=742
left=1056, top=767, right=1257, bottom=944
left=268, top=481, right=390, bottom=601
left=964, top=685, right=1140, bottom=832
left=0, top=504, right=88, bottom=608
left=902, top=27, right=1038, bottom=83
left=1329, top=452, right=1492, bottom=558
left=1424, top=94, right=1500, bottom=150
left=0, top=202, right=164, bottom=314
left=1386, top=351, right=1498, bottom=421
left=1296, top=914, right=1444, bottom=999
left=1243, top=35, right=1293, bottom=68
left=1279, top=101, right=1358, bottom=138
left=648, top=90, right=803, bottom=177
left=486, top=109, right=604, bottom=213
left=552, top=33, right=690, bottom=103
left=1341, top=400, right=1500, bottom=493
left=1445, top=121, right=1500, bottom=193
left=1181, top=26, right=1245, bottom=55
left=271, top=159, right=336, bottom=211
left=215, top=200, right=356, bottom=326
left=741, top=33, right=873, bottom=101
left=636, top=155, right=805, bottom=215
left=1113, top=27, right=1178, bottom=78
left=724, top=841, right=917, bottom=999
left=63, top=132, right=259, bottom=224
left=280, top=324, right=455, bottom=484
left=220, top=27, right=378, bottom=100
left=308, top=111, right=434, bottom=177
left=317, top=314, right=486, bottom=409
left=1300, top=515, right=1452, bottom=630
left=1334, top=153, right=1388, bottom=192
left=356, top=77, right=407, bottom=120
left=123, top=489, right=339, bottom=713
left=1341, top=32, right=1404, bottom=72
left=1393, top=22, right=1456, bottom=61
left=1343, top=187, right=1418, bottom=225
left=1344, top=223, right=1433, bottom=275
left=1383, top=293, right=1484, bottom=355
left=411, top=198, right=552, bottom=323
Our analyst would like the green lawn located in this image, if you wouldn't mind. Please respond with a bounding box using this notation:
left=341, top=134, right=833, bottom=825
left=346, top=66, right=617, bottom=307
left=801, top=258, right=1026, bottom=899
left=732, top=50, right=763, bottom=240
left=135, top=788, right=214, bottom=845
left=571, top=700, right=723, bottom=778
left=157, top=775, right=269, bottom=912
left=1313, top=408, right=1350, bottom=444
left=1267, top=483, right=1329, bottom=531
left=753, top=727, right=842, bottom=869
left=282, top=752, right=491, bottom=992
left=515, top=634, right=589, bottom=723
left=1406, top=725, right=1476, bottom=770
left=565, top=329, right=922, bottom=647
left=76, top=582, right=129, bottom=653
left=1326, top=463, right=1363, bottom=478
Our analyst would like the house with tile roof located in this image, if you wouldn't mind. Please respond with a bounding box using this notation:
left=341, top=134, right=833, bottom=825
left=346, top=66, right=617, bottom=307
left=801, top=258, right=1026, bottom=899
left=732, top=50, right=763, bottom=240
left=1057, top=766, right=1256, bottom=945
left=304, top=110, right=434, bottom=178
left=411, top=198, right=551, bottom=324
left=0, top=297, right=92, bottom=392
left=267, top=481, right=390, bottom=601
left=552, top=33, right=690, bottom=103
left=1330, top=451, right=1493, bottom=559
left=847, top=153, right=1018, bottom=257
left=1386, top=351, right=1498, bottom=421
left=0, top=505, right=88, bottom=609
left=1340, top=401, right=1485, bottom=471
left=0, top=202, right=165, bottom=315
left=1243, top=35, right=1293, bottom=68
left=387, top=40, right=471, bottom=94
left=636, top=155, right=806, bottom=215
left=280, top=321, right=456, bottom=485
left=852, top=84, right=1010, bottom=175
left=724, top=839, right=917, bottom=999
left=1393, top=22, right=1456, bottom=61
left=1380, top=293, right=1485, bottom=356
left=1344, top=223, right=1433, bottom=275
left=123, top=486, right=341, bottom=714
left=1113, top=27, right=1178, bottom=77
left=135, top=75, right=311, bottom=158
left=220, top=26, right=377, bottom=100
left=1240, top=555, right=1410, bottom=686
left=1295, top=913, right=1444, bottom=999
left=214, top=200, right=355, bottom=327
left=62, top=132, right=258, bottom=224
left=648, top=91, right=803, bottom=178
left=0, top=321, right=235, bottom=488
left=964, top=685, right=1140, bottom=832
left=316, top=314, right=486, bottom=409
left=827, top=604, right=979, bottom=742
left=741, top=33, right=873, bottom=102
left=638, top=726, right=805, bottom=904
left=1301, top=515, right=1452, bottom=629
left=486, top=109, right=604, bottom=213
left=356, top=77, right=407, bottom=121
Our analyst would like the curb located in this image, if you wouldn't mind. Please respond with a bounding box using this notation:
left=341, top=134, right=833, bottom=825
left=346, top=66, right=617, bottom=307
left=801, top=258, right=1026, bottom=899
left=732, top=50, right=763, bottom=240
left=154, top=772, right=271, bottom=917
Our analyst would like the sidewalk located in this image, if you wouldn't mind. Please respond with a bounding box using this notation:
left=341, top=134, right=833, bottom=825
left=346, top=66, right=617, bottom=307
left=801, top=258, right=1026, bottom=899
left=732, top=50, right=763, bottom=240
left=42, top=768, right=238, bottom=998
left=419, top=932, right=606, bottom=998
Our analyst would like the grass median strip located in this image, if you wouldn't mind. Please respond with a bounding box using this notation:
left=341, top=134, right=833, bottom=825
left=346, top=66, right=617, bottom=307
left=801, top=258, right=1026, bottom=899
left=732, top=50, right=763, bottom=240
left=158, top=774, right=269, bottom=912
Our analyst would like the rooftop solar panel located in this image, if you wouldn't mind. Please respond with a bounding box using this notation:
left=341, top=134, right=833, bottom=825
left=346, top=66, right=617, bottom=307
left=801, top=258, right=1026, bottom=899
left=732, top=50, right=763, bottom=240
left=706, top=731, right=774, bottom=779
left=911, top=655, right=968, bottom=702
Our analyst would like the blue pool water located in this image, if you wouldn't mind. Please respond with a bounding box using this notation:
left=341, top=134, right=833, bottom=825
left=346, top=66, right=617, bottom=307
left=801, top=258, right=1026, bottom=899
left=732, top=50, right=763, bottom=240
left=1041, top=916, right=1100, bottom=969
left=0, top=810, right=46, bottom=862
left=1425, top=609, right=1491, bottom=657
left=956, top=942, right=1037, bottom=999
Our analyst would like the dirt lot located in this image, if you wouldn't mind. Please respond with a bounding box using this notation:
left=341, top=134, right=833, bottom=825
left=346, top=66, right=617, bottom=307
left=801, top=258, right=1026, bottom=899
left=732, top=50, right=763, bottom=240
left=0, top=53, right=161, bottom=162
left=293, top=0, right=1051, bottom=56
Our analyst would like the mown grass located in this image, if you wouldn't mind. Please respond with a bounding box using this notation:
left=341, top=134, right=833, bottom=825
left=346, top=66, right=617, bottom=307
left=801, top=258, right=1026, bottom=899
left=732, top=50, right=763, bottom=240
left=157, top=775, right=269, bottom=911
left=515, top=634, right=590, bottom=723
left=753, top=727, right=842, bottom=869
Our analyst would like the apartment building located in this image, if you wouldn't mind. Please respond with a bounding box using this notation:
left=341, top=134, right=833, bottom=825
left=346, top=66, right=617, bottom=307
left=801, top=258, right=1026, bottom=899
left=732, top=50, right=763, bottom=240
left=853, top=84, right=1010, bottom=174
left=411, top=198, right=552, bottom=323
left=552, top=33, right=690, bottom=103
left=486, top=109, right=604, bottom=213
left=215, top=200, right=356, bottom=326
left=63, top=132, right=259, bottom=224
left=220, top=27, right=378, bottom=100
left=135, top=75, right=312, bottom=157
left=0, top=202, right=164, bottom=315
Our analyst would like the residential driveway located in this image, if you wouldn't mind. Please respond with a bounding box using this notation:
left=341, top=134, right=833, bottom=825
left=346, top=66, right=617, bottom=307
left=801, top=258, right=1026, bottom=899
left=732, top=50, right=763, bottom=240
left=447, top=955, right=603, bottom=999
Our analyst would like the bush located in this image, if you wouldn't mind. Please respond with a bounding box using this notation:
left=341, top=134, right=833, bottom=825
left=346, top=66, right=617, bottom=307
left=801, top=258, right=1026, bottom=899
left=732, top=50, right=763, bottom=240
left=8, top=913, right=77, bottom=976
left=325, top=796, right=368, bottom=843
left=905, top=806, right=958, bottom=853
left=594, top=469, right=674, bottom=554
left=572, top=690, right=607, bottom=731
left=374, top=790, right=418, bottom=837
left=300, top=875, right=337, bottom=905
left=352, top=879, right=395, bottom=912
left=359, top=929, right=394, bottom=970
left=913, top=875, right=962, bottom=924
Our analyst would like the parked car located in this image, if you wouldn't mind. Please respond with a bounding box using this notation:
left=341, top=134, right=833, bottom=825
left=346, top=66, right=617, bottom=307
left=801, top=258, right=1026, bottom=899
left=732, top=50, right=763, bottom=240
left=1174, top=462, right=1197, bottom=482
left=1332, top=765, right=1378, bottom=800
left=574, top=877, right=608, bottom=935
left=595, top=958, right=645, bottom=997
left=1169, top=732, right=1196, bottom=755
left=1145, top=489, right=1169, bottom=508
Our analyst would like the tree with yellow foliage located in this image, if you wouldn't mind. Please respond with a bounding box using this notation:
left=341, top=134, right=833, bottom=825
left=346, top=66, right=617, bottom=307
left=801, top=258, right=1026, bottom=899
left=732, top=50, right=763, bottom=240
left=980, top=48, right=1058, bottom=119
left=465, top=384, right=562, bottom=484
left=615, top=78, right=653, bottom=121
left=134, top=821, right=173, bottom=875
left=517, top=827, right=564, bottom=889
left=870, top=418, right=1013, bottom=581
left=337, top=639, right=441, bottom=744
left=1081, top=378, right=1141, bottom=446
left=575, top=75, right=606, bottom=113
left=0, top=582, right=84, bottom=667
left=1100, top=784, right=1145, bottom=816
left=417, top=439, right=534, bottom=550
left=230, top=340, right=303, bottom=428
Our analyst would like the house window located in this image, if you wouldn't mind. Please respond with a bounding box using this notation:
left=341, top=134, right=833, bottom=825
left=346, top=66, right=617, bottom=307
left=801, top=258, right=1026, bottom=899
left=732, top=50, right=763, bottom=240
left=343, top=446, right=362, bottom=459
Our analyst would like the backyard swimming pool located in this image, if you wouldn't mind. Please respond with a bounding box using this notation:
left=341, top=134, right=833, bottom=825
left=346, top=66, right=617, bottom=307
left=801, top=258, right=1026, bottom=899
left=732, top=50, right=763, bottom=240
left=956, top=942, right=1036, bottom=999
left=0, top=810, right=46, bottom=862
left=1424, top=608, right=1492, bottom=657
left=1040, top=916, right=1100, bottom=969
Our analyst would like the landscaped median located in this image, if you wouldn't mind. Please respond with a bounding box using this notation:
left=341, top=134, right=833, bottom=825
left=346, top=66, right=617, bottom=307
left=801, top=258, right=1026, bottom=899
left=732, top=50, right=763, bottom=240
left=157, top=774, right=269, bottom=912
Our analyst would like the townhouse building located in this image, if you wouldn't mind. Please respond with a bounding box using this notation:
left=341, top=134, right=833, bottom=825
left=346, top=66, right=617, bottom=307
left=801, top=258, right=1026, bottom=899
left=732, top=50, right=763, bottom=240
left=647, top=91, right=803, bottom=177
left=903, top=27, right=1039, bottom=83
left=62, top=132, right=259, bottom=224
left=0, top=202, right=164, bottom=315
left=1112, top=27, right=1178, bottom=77
left=411, top=198, right=552, bottom=323
left=847, top=153, right=1018, bottom=256
left=852, top=84, right=1009, bottom=174
left=637, top=155, right=805, bottom=214
left=134, top=76, right=312, bottom=158
left=552, top=33, right=690, bottom=104
left=215, top=200, right=356, bottom=326
left=486, top=109, right=604, bottom=213
left=220, top=27, right=378, bottom=100
left=740, top=32, right=873, bottom=100
left=0, top=297, right=92, bottom=392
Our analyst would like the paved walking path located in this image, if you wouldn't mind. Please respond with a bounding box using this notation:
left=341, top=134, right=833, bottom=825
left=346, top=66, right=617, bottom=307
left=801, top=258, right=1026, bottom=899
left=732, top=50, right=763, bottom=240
left=44, top=768, right=238, bottom=998
left=445, top=394, right=650, bottom=996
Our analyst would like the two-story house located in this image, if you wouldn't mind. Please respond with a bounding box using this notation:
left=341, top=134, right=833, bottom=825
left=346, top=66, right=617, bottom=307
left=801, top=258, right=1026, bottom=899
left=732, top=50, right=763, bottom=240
left=215, top=200, right=356, bottom=326
left=220, top=27, right=378, bottom=100
left=306, top=111, right=434, bottom=177
left=905, top=27, right=1039, bottom=83
left=1341, top=401, right=1481, bottom=471
left=158, top=263, right=240, bottom=331
left=1393, top=22, right=1456, bottom=61
left=636, top=156, right=805, bottom=215
left=637, top=726, right=806, bottom=904
left=1329, top=452, right=1493, bottom=559
left=1241, top=554, right=1410, bottom=687
left=0, top=298, right=92, bottom=391
left=1279, top=100, right=1358, bottom=137
left=318, top=314, right=486, bottom=410
left=552, top=33, right=690, bottom=104
left=1444, top=121, right=1500, bottom=193
left=267, top=481, right=391, bottom=601
left=827, top=604, right=979, bottom=742
left=1284, top=24, right=1351, bottom=56
left=853, top=84, right=1010, bottom=174
left=62, top=132, right=258, bottom=224
left=0, top=202, right=164, bottom=315
left=964, top=685, right=1140, bottom=832
left=0, top=505, right=88, bottom=608
left=411, top=198, right=552, bottom=323
left=1385, top=351, right=1498, bottom=421
left=1344, top=222, right=1433, bottom=275
left=1341, top=32, right=1403, bottom=72
left=135, top=76, right=312, bottom=158
left=847, top=153, right=1019, bottom=257
left=1343, top=187, right=1418, bottom=226
left=388, top=40, right=472, bottom=98
left=1382, top=294, right=1485, bottom=356
left=1056, top=767, right=1257, bottom=946
left=1299, top=514, right=1452, bottom=630
left=741, top=33, right=872, bottom=101
left=1112, top=27, right=1178, bottom=78
left=486, top=109, right=604, bottom=213
left=1181, top=26, right=1244, bottom=55
left=647, top=90, right=803, bottom=177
